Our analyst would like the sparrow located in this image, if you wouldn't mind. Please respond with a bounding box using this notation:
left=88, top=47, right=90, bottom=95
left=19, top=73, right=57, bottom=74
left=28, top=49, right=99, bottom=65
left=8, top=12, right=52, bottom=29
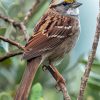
left=15, top=0, right=82, bottom=100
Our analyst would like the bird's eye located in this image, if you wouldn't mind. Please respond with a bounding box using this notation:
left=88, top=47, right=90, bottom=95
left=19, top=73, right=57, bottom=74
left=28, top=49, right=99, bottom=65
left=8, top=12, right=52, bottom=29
left=62, top=2, right=70, bottom=6
left=63, top=0, right=75, bottom=6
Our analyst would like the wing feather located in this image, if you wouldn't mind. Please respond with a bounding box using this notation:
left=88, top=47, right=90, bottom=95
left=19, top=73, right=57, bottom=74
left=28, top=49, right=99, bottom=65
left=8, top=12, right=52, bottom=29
left=23, top=26, right=72, bottom=60
left=23, top=9, right=74, bottom=60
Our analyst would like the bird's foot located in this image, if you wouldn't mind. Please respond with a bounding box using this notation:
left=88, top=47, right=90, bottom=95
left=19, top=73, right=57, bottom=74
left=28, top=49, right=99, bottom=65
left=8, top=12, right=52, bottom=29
left=45, top=63, right=70, bottom=100
left=42, top=65, right=48, bottom=71
left=55, top=77, right=66, bottom=92
left=55, top=83, right=61, bottom=92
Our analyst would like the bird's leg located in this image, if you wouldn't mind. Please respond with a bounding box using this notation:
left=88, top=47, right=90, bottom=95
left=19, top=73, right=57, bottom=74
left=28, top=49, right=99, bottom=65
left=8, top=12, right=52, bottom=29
left=48, top=64, right=66, bottom=88
left=43, top=63, right=71, bottom=100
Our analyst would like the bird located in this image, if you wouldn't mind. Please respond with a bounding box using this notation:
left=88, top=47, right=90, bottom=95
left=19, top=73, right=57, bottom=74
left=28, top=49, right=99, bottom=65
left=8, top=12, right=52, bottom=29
left=14, top=0, right=82, bottom=100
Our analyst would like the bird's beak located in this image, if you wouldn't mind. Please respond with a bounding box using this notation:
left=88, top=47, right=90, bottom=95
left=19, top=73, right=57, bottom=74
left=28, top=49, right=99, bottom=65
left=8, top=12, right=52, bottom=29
left=71, top=2, right=82, bottom=8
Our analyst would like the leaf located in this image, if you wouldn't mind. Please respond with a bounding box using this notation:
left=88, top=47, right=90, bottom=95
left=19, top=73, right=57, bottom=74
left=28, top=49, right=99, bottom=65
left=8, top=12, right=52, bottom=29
left=8, top=3, right=21, bottom=17
left=85, top=83, right=100, bottom=100
left=0, top=0, right=15, bottom=10
left=0, top=27, right=6, bottom=35
left=0, top=92, right=12, bottom=100
left=0, top=68, right=15, bottom=85
left=0, top=1, right=7, bottom=15
left=0, top=0, right=19, bottom=16
left=29, top=83, right=43, bottom=100
left=80, top=58, right=100, bottom=89
left=0, top=45, right=4, bottom=52
left=1, top=24, right=14, bottom=52
left=0, top=58, right=12, bottom=68
left=1, top=41, right=9, bottom=52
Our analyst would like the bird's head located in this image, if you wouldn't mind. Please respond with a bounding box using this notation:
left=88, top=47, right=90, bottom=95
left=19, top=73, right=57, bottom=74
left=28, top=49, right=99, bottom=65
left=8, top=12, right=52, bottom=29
left=50, top=0, right=82, bottom=16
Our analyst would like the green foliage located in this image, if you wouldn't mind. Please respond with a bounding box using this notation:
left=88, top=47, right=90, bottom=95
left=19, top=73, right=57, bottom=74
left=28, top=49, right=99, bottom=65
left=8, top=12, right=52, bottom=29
left=80, top=58, right=100, bottom=100
left=29, top=83, right=44, bottom=100
left=80, top=58, right=100, bottom=87
left=0, top=0, right=100, bottom=100
left=0, top=0, right=20, bottom=16
left=0, top=92, right=13, bottom=100
left=0, top=28, right=6, bottom=35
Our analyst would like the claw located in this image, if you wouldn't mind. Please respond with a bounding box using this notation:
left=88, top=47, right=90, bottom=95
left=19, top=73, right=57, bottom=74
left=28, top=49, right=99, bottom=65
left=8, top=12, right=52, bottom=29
left=42, top=65, right=47, bottom=71
left=55, top=83, right=61, bottom=92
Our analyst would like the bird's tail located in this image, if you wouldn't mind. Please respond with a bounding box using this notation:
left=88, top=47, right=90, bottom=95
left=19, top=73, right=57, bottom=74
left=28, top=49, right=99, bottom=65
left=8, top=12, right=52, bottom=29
left=14, top=57, right=41, bottom=100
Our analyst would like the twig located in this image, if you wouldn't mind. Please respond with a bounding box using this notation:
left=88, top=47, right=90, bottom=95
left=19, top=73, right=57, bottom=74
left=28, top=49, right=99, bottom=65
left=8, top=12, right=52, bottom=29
left=23, top=0, right=41, bottom=24
left=59, top=83, right=71, bottom=100
left=43, top=65, right=71, bottom=100
left=0, top=14, right=28, bottom=41
left=0, top=51, right=23, bottom=62
left=77, top=1, right=100, bottom=100
left=0, top=35, right=24, bottom=50
left=19, top=22, right=29, bottom=42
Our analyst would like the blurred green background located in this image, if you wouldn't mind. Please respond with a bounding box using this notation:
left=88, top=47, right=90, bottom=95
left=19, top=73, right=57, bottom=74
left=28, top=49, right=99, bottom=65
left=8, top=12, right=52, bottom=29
left=0, top=0, right=100, bottom=100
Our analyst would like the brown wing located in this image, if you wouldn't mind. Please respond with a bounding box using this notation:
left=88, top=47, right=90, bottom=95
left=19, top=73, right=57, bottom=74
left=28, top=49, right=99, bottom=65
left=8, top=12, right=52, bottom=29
left=23, top=9, right=74, bottom=60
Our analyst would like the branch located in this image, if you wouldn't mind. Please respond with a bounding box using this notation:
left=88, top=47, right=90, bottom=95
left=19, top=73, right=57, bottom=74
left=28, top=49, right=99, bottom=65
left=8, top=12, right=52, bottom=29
left=0, top=14, right=28, bottom=41
left=0, top=35, right=24, bottom=50
left=0, top=51, right=23, bottom=62
left=59, top=83, right=71, bottom=100
left=43, top=65, right=71, bottom=100
left=77, top=1, right=100, bottom=100
left=23, top=0, right=41, bottom=24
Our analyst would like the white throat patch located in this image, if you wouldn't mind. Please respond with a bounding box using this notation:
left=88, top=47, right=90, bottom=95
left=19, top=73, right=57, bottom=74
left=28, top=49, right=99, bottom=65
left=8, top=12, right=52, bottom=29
left=66, top=8, right=79, bottom=16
